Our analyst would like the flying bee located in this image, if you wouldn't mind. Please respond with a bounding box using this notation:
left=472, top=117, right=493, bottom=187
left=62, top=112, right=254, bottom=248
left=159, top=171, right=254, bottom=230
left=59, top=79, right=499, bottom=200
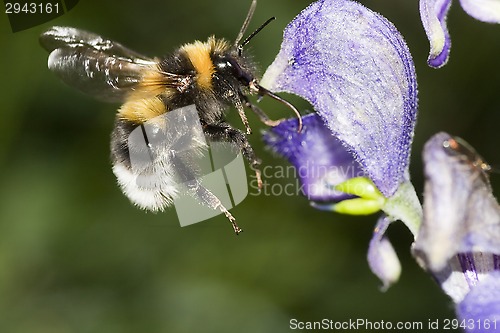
left=39, top=0, right=302, bottom=234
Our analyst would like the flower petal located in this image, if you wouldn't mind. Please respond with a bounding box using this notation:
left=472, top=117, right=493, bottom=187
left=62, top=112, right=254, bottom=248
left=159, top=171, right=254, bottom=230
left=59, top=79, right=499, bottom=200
left=261, top=0, right=418, bottom=198
left=368, top=215, right=402, bottom=290
left=413, top=132, right=500, bottom=272
left=419, top=0, right=452, bottom=68
left=263, top=113, right=364, bottom=201
left=431, top=252, right=500, bottom=304
left=456, top=271, right=500, bottom=332
left=460, top=0, right=500, bottom=23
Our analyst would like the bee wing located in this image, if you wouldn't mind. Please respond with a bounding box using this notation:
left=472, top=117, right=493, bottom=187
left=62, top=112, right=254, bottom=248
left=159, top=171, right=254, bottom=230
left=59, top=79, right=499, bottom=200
left=40, top=26, right=159, bottom=102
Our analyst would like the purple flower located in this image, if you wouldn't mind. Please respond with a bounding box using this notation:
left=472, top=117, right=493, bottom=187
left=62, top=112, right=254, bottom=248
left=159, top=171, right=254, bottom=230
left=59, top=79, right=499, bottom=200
left=261, top=0, right=418, bottom=199
left=261, top=0, right=421, bottom=287
left=263, top=113, right=364, bottom=202
left=367, top=215, right=402, bottom=290
left=420, top=0, right=500, bottom=68
left=414, top=132, right=500, bottom=330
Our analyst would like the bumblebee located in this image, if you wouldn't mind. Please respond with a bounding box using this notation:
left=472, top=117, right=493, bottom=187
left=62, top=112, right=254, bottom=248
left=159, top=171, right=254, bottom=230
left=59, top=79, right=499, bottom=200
left=40, top=0, right=301, bottom=234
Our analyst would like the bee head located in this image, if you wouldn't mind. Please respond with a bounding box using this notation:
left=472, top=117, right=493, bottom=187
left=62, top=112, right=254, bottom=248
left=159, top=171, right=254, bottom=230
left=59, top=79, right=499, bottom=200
left=213, top=53, right=255, bottom=87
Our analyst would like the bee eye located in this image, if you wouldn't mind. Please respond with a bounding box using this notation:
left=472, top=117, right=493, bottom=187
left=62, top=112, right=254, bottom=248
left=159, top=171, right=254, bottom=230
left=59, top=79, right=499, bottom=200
left=219, top=56, right=253, bottom=86
left=215, top=57, right=231, bottom=70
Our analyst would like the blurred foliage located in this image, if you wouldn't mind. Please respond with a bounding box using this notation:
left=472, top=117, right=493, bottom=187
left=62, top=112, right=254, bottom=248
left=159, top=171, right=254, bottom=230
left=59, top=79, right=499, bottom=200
left=1, top=0, right=499, bottom=332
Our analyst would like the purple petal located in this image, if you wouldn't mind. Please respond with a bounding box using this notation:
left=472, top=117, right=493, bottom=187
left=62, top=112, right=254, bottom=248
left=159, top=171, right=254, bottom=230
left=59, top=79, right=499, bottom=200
left=460, top=0, right=500, bottom=23
left=413, top=132, right=500, bottom=272
left=263, top=113, right=364, bottom=202
left=431, top=252, right=500, bottom=304
left=261, top=0, right=418, bottom=198
left=419, top=0, right=452, bottom=68
left=456, top=271, right=500, bottom=332
left=367, top=215, right=401, bottom=290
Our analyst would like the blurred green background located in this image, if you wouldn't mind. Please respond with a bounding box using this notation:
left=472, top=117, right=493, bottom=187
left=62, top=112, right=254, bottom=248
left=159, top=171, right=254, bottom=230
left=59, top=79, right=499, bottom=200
left=1, top=0, right=499, bottom=332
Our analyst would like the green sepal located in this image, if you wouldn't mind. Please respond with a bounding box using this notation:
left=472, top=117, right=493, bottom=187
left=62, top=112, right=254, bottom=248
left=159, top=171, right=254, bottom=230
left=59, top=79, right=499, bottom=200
left=334, top=177, right=385, bottom=201
left=332, top=197, right=385, bottom=215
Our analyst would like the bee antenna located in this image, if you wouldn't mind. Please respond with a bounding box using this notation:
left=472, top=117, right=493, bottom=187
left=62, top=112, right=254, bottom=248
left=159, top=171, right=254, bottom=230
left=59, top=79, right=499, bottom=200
left=238, top=17, right=276, bottom=56
left=255, top=84, right=303, bottom=133
left=235, top=0, right=257, bottom=47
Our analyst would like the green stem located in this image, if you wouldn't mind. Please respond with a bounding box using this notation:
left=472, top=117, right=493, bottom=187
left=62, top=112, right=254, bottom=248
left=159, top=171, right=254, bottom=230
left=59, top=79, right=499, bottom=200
left=382, top=181, right=423, bottom=238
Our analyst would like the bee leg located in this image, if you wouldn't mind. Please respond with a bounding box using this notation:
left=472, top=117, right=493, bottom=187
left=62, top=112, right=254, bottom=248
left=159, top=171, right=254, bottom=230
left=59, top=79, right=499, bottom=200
left=172, top=155, right=242, bottom=234
left=234, top=98, right=252, bottom=135
left=203, top=122, right=263, bottom=190
left=184, top=179, right=242, bottom=234
left=242, top=95, right=284, bottom=127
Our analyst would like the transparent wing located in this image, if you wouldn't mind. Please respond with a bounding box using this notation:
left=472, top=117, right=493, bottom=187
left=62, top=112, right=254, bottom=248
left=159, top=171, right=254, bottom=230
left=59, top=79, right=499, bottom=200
left=40, top=26, right=160, bottom=102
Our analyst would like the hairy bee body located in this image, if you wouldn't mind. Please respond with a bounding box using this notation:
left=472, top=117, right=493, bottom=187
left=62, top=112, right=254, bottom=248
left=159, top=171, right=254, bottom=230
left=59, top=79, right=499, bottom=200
left=107, top=36, right=261, bottom=212
left=40, top=1, right=300, bottom=233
